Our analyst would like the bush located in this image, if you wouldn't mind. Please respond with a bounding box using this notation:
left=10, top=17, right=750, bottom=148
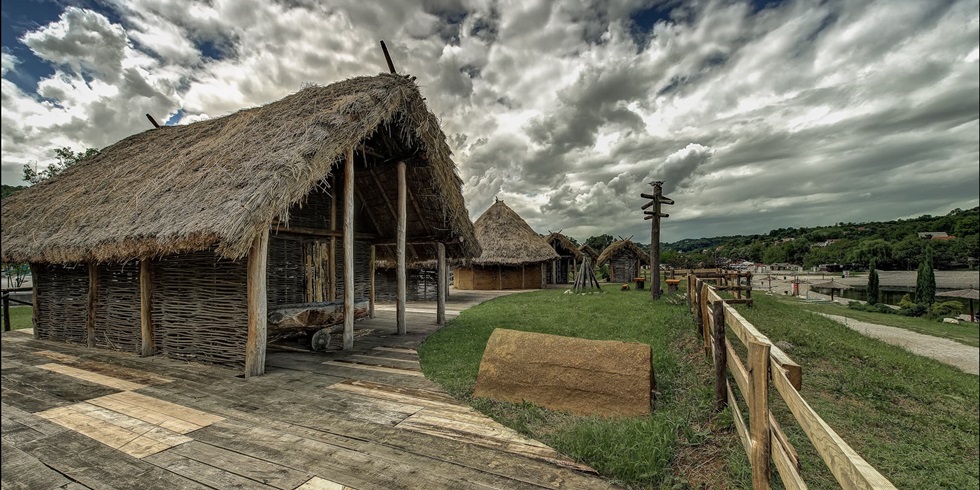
left=897, top=293, right=916, bottom=309
left=847, top=301, right=895, bottom=315
left=899, top=303, right=928, bottom=317
left=930, top=301, right=963, bottom=318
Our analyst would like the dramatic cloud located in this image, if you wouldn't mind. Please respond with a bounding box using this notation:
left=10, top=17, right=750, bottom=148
left=2, top=0, right=977, bottom=243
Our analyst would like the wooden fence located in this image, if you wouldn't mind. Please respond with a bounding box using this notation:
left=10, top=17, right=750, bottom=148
left=687, top=275, right=896, bottom=490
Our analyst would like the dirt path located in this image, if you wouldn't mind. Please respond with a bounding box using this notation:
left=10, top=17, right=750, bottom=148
left=816, top=313, right=979, bottom=375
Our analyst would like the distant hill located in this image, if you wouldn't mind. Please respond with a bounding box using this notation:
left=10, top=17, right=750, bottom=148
left=1, top=184, right=26, bottom=200
left=662, top=207, right=978, bottom=271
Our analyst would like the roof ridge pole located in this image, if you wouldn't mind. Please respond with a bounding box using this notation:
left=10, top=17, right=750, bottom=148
left=344, top=148, right=356, bottom=349
left=396, top=160, right=407, bottom=335
left=380, top=40, right=397, bottom=74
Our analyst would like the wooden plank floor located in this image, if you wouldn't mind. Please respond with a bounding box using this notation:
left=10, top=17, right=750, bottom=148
left=1, top=290, right=617, bottom=490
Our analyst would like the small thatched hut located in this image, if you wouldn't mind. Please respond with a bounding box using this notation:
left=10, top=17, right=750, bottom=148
left=578, top=244, right=600, bottom=263
left=544, top=232, right=583, bottom=285
left=454, top=200, right=559, bottom=290
left=597, top=239, right=650, bottom=283
left=1, top=73, right=480, bottom=376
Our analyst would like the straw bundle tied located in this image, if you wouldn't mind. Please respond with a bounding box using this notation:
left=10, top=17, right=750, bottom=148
left=1, top=74, right=478, bottom=264
left=470, top=200, right=559, bottom=266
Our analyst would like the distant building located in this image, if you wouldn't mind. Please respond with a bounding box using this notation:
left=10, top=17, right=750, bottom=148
left=812, top=239, right=839, bottom=248
left=917, top=232, right=954, bottom=240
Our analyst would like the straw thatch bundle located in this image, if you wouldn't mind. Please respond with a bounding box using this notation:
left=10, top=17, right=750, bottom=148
left=470, top=200, right=558, bottom=266
left=544, top=232, right=583, bottom=260
left=1, top=73, right=478, bottom=264
left=596, top=239, right=651, bottom=266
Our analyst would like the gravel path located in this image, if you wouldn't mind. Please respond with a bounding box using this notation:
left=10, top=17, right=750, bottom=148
left=816, top=313, right=979, bottom=375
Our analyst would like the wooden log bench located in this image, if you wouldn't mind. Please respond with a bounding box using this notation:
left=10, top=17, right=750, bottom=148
left=665, top=279, right=681, bottom=293
left=268, top=299, right=369, bottom=350
left=634, top=277, right=645, bottom=290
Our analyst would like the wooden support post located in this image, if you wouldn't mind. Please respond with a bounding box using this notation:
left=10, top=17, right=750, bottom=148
left=329, top=174, right=337, bottom=301
left=140, top=258, right=155, bottom=357
left=245, top=229, right=269, bottom=377
left=748, top=339, right=772, bottom=489
left=369, top=245, right=376, bottom=319
left=3, top=294, right=10, bottom=332
left=344, top=148, right=357, bottom=348
left=437, top=242, right=446, bottom=325
left=694, top=278, right=704, bottom=338
left=31, top=264, right=39, bottom=340
left=87, top=262, right=98, bottom=348
left=712, top=300, right=728, bottom=411
left=396, top=160, right=407, bottom=335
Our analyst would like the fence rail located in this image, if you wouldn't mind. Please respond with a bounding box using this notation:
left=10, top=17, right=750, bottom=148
left=687, top=274, right=895, bottom=490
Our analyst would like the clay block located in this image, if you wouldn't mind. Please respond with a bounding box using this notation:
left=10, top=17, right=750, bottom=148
left=473, top=329, right=655, bottom=417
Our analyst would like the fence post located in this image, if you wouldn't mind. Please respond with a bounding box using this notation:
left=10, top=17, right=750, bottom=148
left=693, top=276, right=704, bottom=338
left=3, top=294, right=10, bottom=331
left=748, top=339, right=772, bottom=489
left=712, top=300, right=727, bottom=411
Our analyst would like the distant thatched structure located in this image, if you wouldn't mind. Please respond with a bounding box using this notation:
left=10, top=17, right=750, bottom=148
left=597, top=239, right=650, bottom=283
left=1, top=73, right=479, bottom=375
left=455, top=200, right=558, bottom=290
left=544, top=232, right=583, bottom=285
left=578, top=244, right=600, bottom=263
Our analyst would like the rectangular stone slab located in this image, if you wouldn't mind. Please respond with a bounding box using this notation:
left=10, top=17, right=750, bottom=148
left=472, top=329, right=655, bottom=417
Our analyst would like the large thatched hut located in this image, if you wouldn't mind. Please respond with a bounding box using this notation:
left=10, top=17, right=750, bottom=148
left=454, top=200, right=558, bottom=290
left=543, top=232, right=583, bottom=285
left=1, top=73, right=480, bottom=376
left=597, top=239, right=650, bottom=283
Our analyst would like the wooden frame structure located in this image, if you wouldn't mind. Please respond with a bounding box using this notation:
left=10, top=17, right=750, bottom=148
left=1, top=73, right=480, bottom=377
left=544, top=232, right=583, bottom=285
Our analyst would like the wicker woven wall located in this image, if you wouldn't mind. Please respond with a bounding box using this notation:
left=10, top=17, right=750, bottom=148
left=333, top=240, right=371, bottom=299
left=152, top=250, right=248, bottom=367
left=267, top=236, right=306, bottom=307
left=286, top=186, right=332, bottom=229
left=374, top=268, right=439, bottom=301
left=93, top=261, right=141, bottom=352
left=610, top=254, right=640, bottom=283
left=33, top=263, right=88, bottom=344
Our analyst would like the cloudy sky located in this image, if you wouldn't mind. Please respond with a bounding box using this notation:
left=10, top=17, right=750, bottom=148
left=2, top=0, right=978, bottom=243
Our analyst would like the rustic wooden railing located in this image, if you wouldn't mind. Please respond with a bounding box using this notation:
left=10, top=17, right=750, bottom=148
left=1, top=287, right=33, bottom=332
left=687, top=275, right=896, bottom=490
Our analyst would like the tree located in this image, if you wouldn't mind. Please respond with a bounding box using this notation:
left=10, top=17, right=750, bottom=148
left=585, top=234, right=614, bottom=254
left=914, top=245, right=936, bottom=305
left=22, top=147, right=99, bottom=185
left=867, top=258, right=880, bottom=306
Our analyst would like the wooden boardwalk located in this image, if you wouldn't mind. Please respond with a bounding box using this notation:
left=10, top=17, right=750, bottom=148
left=1, top=290, right=616, bottom=489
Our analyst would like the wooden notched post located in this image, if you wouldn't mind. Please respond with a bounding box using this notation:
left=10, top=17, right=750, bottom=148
left=140, top=258, right=155, bottom=356
left=343, top=148, right=356, bottom=350
left=641, top=181, right=673, bottom=300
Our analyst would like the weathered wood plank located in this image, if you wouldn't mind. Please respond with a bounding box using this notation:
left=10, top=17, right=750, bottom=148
left=34, top=351, right=175, bottom=385
left=294, top=476, right=355, bottom=490
left=36, top=363, right=146, bottom=391
left=163, top=440, right=313, bottom=490
left=35, top=403, right=191, bottom=458
left=322, top=360, right=425, bottom=377
left=143, top=449, right=280, bottom=490
left=1, top=439, right=72, bottom=490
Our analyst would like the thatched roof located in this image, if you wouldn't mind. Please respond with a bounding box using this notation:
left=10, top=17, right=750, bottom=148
left=578, top=244, right=599, bottom=261
left=2, top=73, right=479, bottom=264
left=596, top=239, right=650, bottom=266
left=937, top=288, right=979, bottom=300
left=544, top=232, right=583, bottom=260
left=469, top=200, right=559, bottom=266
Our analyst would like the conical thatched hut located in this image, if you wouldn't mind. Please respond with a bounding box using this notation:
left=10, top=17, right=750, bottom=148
left=454, top=200, right=558, bottom=290
left=1, top=73, right=480, bottom=376
left=597, top=239, right=650, bottom=283
left=544, top=232, right=583, bottom=285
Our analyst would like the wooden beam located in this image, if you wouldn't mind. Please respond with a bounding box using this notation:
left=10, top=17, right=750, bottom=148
left=366, top=167, right=422, bottom=263
left=87, top=262, right=98, bottom=348
left=380, top=40, right=397, bottom=74
left=437, top=242, right=446, bottom=325
left=396, top=161, right=407, bottom=335
left=145, top=113, right=161, bottom=128
left=369, top=245, right=376, bottom=319
left=330, top=173, right=337, bottom=301
left=270, top=224, right=374, bottom=240
left=344, top=148, right=356, bottom=350
left=245, top=229, right=269, bottom=377
left=140, top=258, right=155, bottom=357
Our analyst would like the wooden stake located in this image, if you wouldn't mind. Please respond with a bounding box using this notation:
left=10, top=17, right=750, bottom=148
left=30, top=264, right=39, bottom=340
left=344, top=148, right=357, bottom=348
left=369, top=245, right=376, bottom=319
left=245, top=229, right=269, bottom=377
left=87, top=262, right=98, bottom=348
left=140, top=258, right=155, bottom=357
left=380, top=40, right=397, bottom=74
left=437, top=242, right=446, bottom=325
left=145, top=113, right=161, bottom=128
left=712, top=300, right=728, bottom=411
left=748, top=339, right=772, bottom=489
left=396, top=161, right=407, bottom=335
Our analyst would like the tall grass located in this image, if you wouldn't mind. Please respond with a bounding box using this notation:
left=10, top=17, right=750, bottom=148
left=419, top=288, right=749, bottom=488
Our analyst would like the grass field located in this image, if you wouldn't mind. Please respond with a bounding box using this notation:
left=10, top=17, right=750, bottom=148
left=418, top=287, right=751, bottom=489
left=735, top=294, right=980, bottom=489
left=3, top=305, right=32, bottom=331
left=791, top=298, right=980, bottom=347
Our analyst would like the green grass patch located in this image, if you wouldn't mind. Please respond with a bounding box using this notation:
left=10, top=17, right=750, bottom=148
left=4, top=305, right=33, bottom=330
left=793, top=298, right=979, bottom=347
left=735, top=294, right=980, bottom=490
left=419, top=288, right=750, bottom=488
